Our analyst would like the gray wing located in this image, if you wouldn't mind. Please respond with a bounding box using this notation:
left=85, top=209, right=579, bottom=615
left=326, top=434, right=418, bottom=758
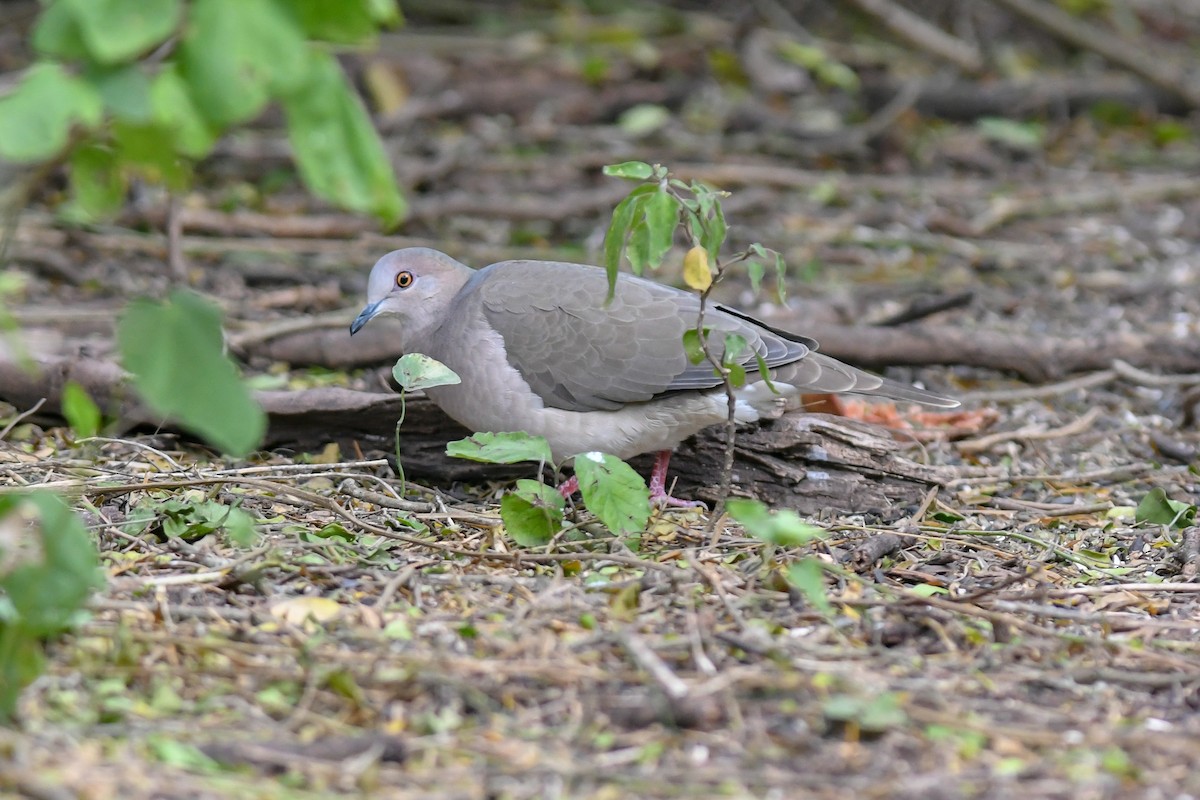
left=476, top=261, right=810, bottom=412
left=475, top=260, right=959, bottom=412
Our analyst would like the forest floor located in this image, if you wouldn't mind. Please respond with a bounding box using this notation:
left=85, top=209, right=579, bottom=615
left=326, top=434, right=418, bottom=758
left=3, top=5, right=1200, bottom=799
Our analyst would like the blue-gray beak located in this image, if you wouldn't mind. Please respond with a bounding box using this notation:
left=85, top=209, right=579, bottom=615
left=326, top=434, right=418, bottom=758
left=350, top=300, right=383, bottom=335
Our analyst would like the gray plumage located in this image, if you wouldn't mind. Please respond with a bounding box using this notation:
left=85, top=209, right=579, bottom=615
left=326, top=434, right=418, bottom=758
left=351, top=248, right=957, bottom=464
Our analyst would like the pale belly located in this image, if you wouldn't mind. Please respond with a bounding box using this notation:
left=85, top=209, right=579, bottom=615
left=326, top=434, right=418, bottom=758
left=426, top=380, right=732, bottom=462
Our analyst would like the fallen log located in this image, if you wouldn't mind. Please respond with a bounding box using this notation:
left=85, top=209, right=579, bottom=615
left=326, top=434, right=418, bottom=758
left=0, top=353, right=944, bottom=519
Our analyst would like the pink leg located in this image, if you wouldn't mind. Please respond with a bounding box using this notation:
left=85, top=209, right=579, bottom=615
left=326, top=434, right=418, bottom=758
left=558, top=452, right=706, bottom=508
left=648, top=450, right=707, bottom=508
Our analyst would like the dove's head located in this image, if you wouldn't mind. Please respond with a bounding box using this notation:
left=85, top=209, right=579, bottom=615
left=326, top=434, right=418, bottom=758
left=350, top=248, right=472, bottom=336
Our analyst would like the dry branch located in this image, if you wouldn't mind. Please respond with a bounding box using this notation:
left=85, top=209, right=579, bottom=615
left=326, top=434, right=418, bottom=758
left=0, top=351, right=946, bottom=518
left=805, top=322, right=1200, bottom=383
left=846, top=0, right=984, bottom=73
left=989, top=0, right=1200, bottom=108
left=860, top=75, right=1192, bottom=120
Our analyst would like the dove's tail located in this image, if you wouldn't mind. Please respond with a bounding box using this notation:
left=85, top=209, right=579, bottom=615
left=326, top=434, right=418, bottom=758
left=763, top=353, right=959, bottom=411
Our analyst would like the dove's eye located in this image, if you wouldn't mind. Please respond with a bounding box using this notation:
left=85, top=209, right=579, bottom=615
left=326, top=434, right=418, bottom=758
left=395, top=271, right=414, bottom=288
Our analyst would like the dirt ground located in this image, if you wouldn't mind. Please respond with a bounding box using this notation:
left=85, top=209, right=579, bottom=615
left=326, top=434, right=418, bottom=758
left=3, top=4, right=1200, bottom=799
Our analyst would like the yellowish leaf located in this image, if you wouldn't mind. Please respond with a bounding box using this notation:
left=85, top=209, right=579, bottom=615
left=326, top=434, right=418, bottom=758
left=362, top=60, right=409, bottom=117
left=682, top=245, right=712, bottom=291
left=270, top=596, right=342, bottom=627
left=310, top=442, right=341, bottom=464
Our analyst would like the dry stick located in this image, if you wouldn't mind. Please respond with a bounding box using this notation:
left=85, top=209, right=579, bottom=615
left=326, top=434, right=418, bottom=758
left=1179, top=527, right=1200, bottom=581
left=988, top=0, right=1200, bottom=109
left=960, top=369, right=1117, bottom=403
left=801, top=322, right=1200, bottom=383
left=986, top=497, right=1114, bottom=517
left=617, top=630, right=690, bottom=701
left=952, top=461, right=1157, bottom=486
left=875, top=290, right=975, bottom=327
left=166, top=192, right=186, bottom=284
left=0, top=397, right=45, bottom=440
left=227, top=310, right=352, bottom=351
left=845, top=0, right=984, bottom=73
left=1111, top=359, right=1200, bottom=388
left=971, top=175, right=1200, bottom=233
left=693, top=269, right=738, bottom=545
left=955, top=405, right=1103, bottom=454
left=1034, top=582, right=1200, bottom=597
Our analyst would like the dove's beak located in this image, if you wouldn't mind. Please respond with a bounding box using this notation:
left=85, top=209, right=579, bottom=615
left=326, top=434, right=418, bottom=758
left=350, top=300, right=383, bottom=335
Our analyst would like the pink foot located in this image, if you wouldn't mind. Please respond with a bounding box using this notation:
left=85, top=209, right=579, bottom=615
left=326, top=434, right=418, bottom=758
left=557, top=475, right=579, bottom=498
left=557, top=452, right=706, bottom=508
left=648, top=450, right=707, bottom=509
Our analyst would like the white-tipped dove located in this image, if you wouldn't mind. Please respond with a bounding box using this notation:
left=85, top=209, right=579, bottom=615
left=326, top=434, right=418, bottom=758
left=351, top=248, right=958, bottom=505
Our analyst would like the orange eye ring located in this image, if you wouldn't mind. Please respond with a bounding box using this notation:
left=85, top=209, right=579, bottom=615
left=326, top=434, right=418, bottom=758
left=395, top=271, right=414, bottom=288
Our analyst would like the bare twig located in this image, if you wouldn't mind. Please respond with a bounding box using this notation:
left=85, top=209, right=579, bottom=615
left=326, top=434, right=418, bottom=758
left=0, top=397, right=45, bottom=440
left=961, top=370, right=1117, bottom=403
left=956, top=406, right=1103, bottom=454
left=618, top=629, right=690, bottom=701
left=166, top=192, right=186, bottom=284
left=988, top=0, right=1200, bottom=108
left=970, top=175, right=1200, bottom=233
left=1111, top=359, right=1200, bottom=388
left=846, top=0, right=984, bottom=73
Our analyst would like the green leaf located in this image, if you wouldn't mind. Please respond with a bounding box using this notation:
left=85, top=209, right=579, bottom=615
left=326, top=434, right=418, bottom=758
left=64, top=144, right=125, bottom=222
left=61, top=381, right=101, bottom=438
left=160, top=499, right=258, bottom=545
left=1135, top=487, right=1196, bottom=529
left=602, top=161, right=654, bottom=181
left=392, top=353, right=461, bottom=392
left=787, top=558, right=832, bottom=615
left=617, top=103, right=670, bottom=137
left=500, top=480, right=565, bottom=547
left=112, top=121, right=190, bottom=189
left=601, top=186, right=655, bottom=293
left=217, top=504, right=258, bottom=547
left=573, top=451, right=651, bottom=537
left=2, top=493, right=102, bottom=636
left=146, top=736, right=221, bottom=774
left=281, top=52, right=406, bottom=226
left=727, top=498, right=824, bottom=547
left=627, top=217, right=651, bottom=275
left=698, top=191, right=727, bottom=262
left=368, top=0, right=403, bottom=25
left=722, top=333, right=749, bottom=386
left=62, top=0, right=182, bottom=65
left=90, top=64, right=153, bottom=122
left=0, top=63, right=103, bottom=163
left=721, top=333, right=748, bottom=366
left=823, top=692, right=905, bottom=732
left=682, top=328, right=708, bottom=365
left=31, top=2, right=90, bottom=60
left=977, top=117, right=1046, bottom=151
left=446, top=432, right=554, bottom=465
left=0, top=635, right=46, bottom=721
left=285, top=0, right=387, bottom=43
left=752, top=352, right=778, bottom=395
left=776, top=41, right=859, bottom=92
left=117, top=290, right=266, bottom=457
left=149, top=66, right=216, bottom=158
left=179, top=0, right=309, bottom=127
left=642, top=190, right=678, bottom=270
left=773, top=251, right=788, bottom=302
left=725, top=362, right=746, bottom=387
